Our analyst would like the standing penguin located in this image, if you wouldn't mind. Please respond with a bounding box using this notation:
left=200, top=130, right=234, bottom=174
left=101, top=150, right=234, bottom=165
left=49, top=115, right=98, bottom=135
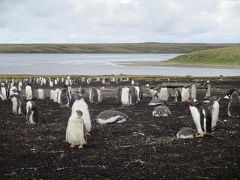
left=10, top=93, right=25, bottom=115
left=189, top=100, right=212, bottom=138
left=191, top=84, right=197, bottom=100
left=206, top=96, right=221, bottom=130
left=25, top=84, right=33, bottom=100
left=175, top=89, right=182, bottom=102
left=1, top=86, right=7, bottom=101
left=181, top=86, right=190, bottom=102
left=66, top=110, right=87, bottom=149
left=224, top=89, right=240, bottom=117
left=89, top=87, right=102, bottom=104
left=26, top=101, right=38, bottom=124
left=37, top=89, right=44, bottom=100
left=156, top=86, right=169, bottom=101
left=71, top=92, right=91, bottom=133
left=117, top=86, right=138, bottom=106
left=60, top=85, right=71, bottom=107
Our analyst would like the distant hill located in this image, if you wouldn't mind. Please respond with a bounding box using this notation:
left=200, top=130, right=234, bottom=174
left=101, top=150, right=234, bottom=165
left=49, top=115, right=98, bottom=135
left=0, top=43, right=238, bottom=53
left=167, top=46, right=240, bottom=65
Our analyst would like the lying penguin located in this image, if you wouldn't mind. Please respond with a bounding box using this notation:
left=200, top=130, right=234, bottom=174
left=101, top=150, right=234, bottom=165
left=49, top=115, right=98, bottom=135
left=224, top=89, right=240, bottom=117
left=152, top=105, right=171, bottom=117
left=96, top=110, right=128, bottom=124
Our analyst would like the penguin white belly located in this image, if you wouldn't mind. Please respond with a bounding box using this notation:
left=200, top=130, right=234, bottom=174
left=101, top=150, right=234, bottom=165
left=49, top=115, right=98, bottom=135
left=159, top=88, right=168, bottom=101
left=12, top=99, right=18, bottom=114
left=189, top=106, right=204, bottom=134
left=97, top=116, right=121, bottom=124
left=29, top=111, right=35, bottom=124
left=121, top=88, right=130, bottom=105
left=182, top=88, right=190, bottom=102
left=66, top=120, right=86, bottom=145
left=211, top=102, right=219, bottom=129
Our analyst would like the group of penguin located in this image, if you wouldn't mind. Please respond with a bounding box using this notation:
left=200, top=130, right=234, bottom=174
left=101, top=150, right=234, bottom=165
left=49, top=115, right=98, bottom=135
left=1, top=76, right=240, bottom=149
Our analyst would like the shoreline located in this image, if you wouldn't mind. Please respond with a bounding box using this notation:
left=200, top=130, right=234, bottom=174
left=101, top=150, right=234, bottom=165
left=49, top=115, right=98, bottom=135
left=114, top=61, right=240, bottom=69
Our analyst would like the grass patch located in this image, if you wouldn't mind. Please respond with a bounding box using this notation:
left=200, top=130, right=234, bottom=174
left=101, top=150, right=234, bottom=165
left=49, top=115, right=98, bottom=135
left=168, top=46, right=240, bottom=65
left=0, top=43, right=238, bottom=53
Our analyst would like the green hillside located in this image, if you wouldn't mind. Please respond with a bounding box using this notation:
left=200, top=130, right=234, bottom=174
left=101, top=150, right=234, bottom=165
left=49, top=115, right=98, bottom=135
left=168, top=46, right=240, bottom=65
left=0, top=43, right=238, bottom=53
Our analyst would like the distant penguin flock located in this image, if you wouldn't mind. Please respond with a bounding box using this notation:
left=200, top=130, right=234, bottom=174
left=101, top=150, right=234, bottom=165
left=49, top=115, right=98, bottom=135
left=0, top=75, right=239, bottom=150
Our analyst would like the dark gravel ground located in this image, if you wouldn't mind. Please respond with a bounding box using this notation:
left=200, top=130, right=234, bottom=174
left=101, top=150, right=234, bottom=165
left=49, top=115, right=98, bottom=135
left=0, top=77, right=240, bottom=179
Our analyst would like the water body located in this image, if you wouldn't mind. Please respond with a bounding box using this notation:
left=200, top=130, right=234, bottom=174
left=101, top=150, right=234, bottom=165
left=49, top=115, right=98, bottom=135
left=0, top=53, right=239, bottom=76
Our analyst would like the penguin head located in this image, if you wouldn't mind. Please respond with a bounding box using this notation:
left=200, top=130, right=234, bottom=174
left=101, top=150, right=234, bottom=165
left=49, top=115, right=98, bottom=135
left=63, top=84, right=68, bottom=89
left=76, top=110, right=83, bottom=117
left=225, top=89, right=239, bottom=99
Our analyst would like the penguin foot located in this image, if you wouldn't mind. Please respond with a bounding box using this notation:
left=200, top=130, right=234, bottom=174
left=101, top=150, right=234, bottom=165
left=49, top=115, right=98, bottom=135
left=79, top=144, right=84, bottom=149
left=70, top=144, right=76, bottom=148
left=195, top=133, right=204, bottom=138
left=86, top=132, right=91, bottom=136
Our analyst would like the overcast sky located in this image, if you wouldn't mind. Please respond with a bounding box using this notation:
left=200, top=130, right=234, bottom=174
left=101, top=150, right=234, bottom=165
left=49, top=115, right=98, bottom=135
left=0, top=0, right=239, bottom=43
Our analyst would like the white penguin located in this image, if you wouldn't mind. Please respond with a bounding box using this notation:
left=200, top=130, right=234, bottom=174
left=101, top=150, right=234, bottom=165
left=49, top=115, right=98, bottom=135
left=25, top=85, right=33, bottom=100
left=66, top=110, right=87, bottom=149
left=71, top=93, right=91, bottom=133
left=53, top=88, right=60, bottom=103
left=26, top=101, right=38, bottom=124
left=117, top=86, right=138, bottom=106
left=37, top=89, right=44, bottom=100
left=50, top=90, right=55, bottom=100
left=181, top=86, right=190, bottom=102
left=189, top=101, right=212, bottom=138
left=1, top=86, right=7, bottom=101
left=89, top=87, right=103, bottom=104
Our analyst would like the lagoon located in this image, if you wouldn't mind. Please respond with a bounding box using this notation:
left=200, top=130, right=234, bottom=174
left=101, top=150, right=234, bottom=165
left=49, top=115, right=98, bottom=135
left=0, top=53, right=239, bottom=76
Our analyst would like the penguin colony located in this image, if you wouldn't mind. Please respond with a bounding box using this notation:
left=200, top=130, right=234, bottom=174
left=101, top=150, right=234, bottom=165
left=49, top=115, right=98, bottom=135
left=0, top=76, right=239, bottom=150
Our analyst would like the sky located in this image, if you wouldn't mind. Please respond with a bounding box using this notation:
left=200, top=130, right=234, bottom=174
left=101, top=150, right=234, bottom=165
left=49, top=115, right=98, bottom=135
left=0, top=0, right=240, bottom=43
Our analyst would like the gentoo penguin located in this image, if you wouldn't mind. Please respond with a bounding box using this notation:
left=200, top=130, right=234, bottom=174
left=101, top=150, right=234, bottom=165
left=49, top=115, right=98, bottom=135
left=66, top=110, right=87, bottom=149
left=191, top=84, right=197, bottom=100
left=96, top=110, right=128, bottom=124
left=181, top=86, right=190, bottom=102
left=189, top=100, right=212, bottom=138
left=156, top=86, right=169, bottom=101
left=71, top=92, right=91, bottom=133
left=205, top=84, right=211, bottom=99
left=148, top=87, right=157, bottom=99
left=206, top=96, right=221, bottom=129
left=10, top=86, right=18, bottom=96
left=176, top=127, right=195, bottom=139
left=1, top=86, right=7, bottom=101
left=10, top=93, right=25, bottom=115
left=175, top=89, right=182, bottom=102
left=53, top=88, right=60, bottom=103
left=37, top=89, right=44, bottom=100
left=148, top=97, right=166, bottom=106
left=60, top=85, right=71, bottom=107
left=224, top=89, right=240, bottom=117
left=26, top=101, right=38, bottom=124
left=25, top=84, right=33, bottom=100
left=152, top=105, right=171, bottom=117
left=117, top=86, right=138, bottom=106
left=89, top=87, right=102, bottom=104
left=50, top=90, right=55, bottom=100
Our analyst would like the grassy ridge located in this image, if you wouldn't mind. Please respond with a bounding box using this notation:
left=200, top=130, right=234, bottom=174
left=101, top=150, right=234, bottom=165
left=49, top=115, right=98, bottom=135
left=0, top=43, right=238, bottom=53
left=168, top=46, right=240, bottom=65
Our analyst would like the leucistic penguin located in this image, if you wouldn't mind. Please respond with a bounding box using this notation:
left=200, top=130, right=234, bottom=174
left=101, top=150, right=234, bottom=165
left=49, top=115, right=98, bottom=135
left=156, top=86, right=169, bottom=101
left=89, top=87, right=102, bottom=104
left=206, top=96, right=221, bottom=129
left=152, top=105, right=171, bottom=117
left=26, top=101, right=38, bottom=124
left=96, top=110, right=128, bottom=124
left=50, top=90, right=55, bottom=100
left=66, top=110, right=87, bottom=149
left=37, top=89, right=44, bottom=100
left=189, top=100, right=212, bottom=138
left=60, top=85, right=71, bottom=107
left=10, top=94, right=25, bottom=115
left=25, top=84, right=33, bottom=100
left=181, top=86, right=190, bottom=102
left=71, top=92, right=91, bottom=133
left=224, top=89, right=240, bottom=117
left=117, top=86, right=138, bottom=106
